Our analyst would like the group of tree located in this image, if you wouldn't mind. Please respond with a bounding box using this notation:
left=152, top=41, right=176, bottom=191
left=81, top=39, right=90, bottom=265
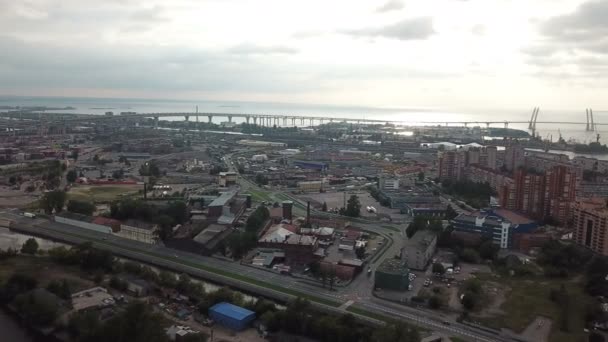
left=66, top=169, right=78, bottom=183
left=245, top=206, right=270, bottom=233
left=117, top=156, right=131, bottom=166
left=67, top=199, right=96, bottom=216
left=255, top=174, right=269, bottom=185
left=549, top=284, right=574, bottom=332
left=339, top=195, right=361, bottom=217
left=21, top=238, right=39, bottom=255
left=368, top=186, right=391, bottom=207
left=538, top=240, right=593, bottom=277
left=0, top=273, right=60, bottom=327
left=461, top=278, right=484, bottom=311
left=240, top=123, right=299, bottom=135
left=258, top=298, right=420, bottom=342
left=109, top=199, right=189, bottom=241
left=405, top=215, right=443, bottom=238
left=48, top=243, right=115, bottom=273
left=42, top=160, right=64, bottom=190
left=40, top=190, right=67, bottom=214
left=440, top=179, right=495, bottom=208
left=0, top=247, right=18, bottom=260
left=225, top=206, right=270, bottom=259
left=139, top=161, right=161, bottom=178
left=68, top=301, right=197, bottom=342
left=208, top=165, right=227, bottom=175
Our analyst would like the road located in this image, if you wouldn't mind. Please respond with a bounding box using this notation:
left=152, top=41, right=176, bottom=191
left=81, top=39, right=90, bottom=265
left=1, top=210, right=516, bottom=342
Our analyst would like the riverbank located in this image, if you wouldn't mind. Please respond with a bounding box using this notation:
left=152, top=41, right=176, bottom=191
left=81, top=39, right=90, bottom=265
left=0, top=306, right=62, bottom=342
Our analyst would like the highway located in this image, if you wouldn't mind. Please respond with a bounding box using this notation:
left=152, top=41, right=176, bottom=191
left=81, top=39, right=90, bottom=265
left=0, top=209, right=519, bottom=342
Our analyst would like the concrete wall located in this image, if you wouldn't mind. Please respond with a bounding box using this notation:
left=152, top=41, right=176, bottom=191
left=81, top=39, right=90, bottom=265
left=55, top=216, right=112, bottom=234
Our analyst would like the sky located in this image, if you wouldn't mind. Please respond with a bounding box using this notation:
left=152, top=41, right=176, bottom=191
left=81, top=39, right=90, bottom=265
left=0, top=0, right=607, bottom=111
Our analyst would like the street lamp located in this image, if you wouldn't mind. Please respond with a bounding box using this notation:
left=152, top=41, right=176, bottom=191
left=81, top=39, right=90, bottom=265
left=143, top=162, right=149, bottom=200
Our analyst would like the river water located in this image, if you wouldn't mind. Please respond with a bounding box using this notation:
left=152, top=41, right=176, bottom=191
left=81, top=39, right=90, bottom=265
left=0, top=310, right=34, bottom=342
left=0, top=228, right=65, bottom=341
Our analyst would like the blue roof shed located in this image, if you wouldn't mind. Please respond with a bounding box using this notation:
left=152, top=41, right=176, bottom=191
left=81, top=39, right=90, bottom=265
left=209, top=302, right=256, bottom=331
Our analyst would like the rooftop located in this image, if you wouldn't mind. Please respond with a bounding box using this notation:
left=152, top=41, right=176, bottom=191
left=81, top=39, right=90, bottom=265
left=405, top=230, right=437, bottom=251
left=209, top=302, right=255, bottom=321
left=377, top=258, right=409, bottom=275
left=71, top=287, right=114, bottom=311
left=209, top=190, right=238, bottom=207
left=193, top=224, right=230, bottom=245
left=258, top=224, right=296, bottom=243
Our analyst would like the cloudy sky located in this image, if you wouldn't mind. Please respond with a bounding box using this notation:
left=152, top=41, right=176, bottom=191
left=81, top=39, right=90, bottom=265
left=0, top=0, right=606, bottom=110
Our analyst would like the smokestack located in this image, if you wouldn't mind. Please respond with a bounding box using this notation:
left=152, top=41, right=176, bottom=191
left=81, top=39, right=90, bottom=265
left=282, top=201, right=293, bottom=221
left=306, top=201, right=311, bottom=225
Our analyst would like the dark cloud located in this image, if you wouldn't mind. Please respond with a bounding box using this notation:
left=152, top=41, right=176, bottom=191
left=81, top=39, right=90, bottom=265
left=376, top=0, right=405, bottom=13
left=0, top=36, right=310, bottom=93
left=540, top=0, right=608, bottom=42
left=343, top=17, right=435, bottom=41
left=524, top=1, right=608, bottom=79
left=227, top=44, right=298, bottom=55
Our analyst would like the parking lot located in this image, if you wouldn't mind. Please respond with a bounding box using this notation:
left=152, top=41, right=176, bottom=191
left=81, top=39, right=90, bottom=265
left=295, top=190, right=409, bottom=221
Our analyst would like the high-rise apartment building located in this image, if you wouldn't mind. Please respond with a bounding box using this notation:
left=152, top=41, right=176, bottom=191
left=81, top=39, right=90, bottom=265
left=573, top=198, right=608, bottom=255
left=468, top=163, right=579, bottom=224
left=504, top=145, right=525, bottom=172
left=438, top=151, right=457, bottom=181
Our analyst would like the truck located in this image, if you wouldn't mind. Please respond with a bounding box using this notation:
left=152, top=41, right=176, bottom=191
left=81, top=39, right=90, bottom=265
left=23, top=212, right=36, bottom=218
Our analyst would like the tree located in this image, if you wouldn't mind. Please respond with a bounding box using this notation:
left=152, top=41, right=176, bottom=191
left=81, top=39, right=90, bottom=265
left=111, top=169, right=125, bottom=179
left=461, top=248, right=480, bottom=263
left=255, top=174, right=269, bottom=185
left=445, top=204, right=458, bottom=220
left=429, top=296, right=442, bottom=309
left=159, top=270, right=176, bottom=287
left=46, top=279, right=71, bottom=300
left=432, top=262, right=445, bottom=275
left=371, top=322, right=420, bottom=342
left=417, top=171, right=425, bottom=181
left=1, top=273, right=38, bottom=301
left=165, top=201, right=189, bottom=225
left=14, top=289, right=60, bottom=326
left=322, top=201, right=328, bottom=212
left=40, top=190, right=67, bottom=214
left=479, top=240, right=499, bottom=260
left=590, top=332, right=605, bottom=342
left=88, top=301, right=169, bottom=342
left=67, top=200, right=96, bottom=216
left=21, top=238, right=39, bottom=255
left=66, top=169, right=78, bottom=183
left=139, top=161, right=160, bottom=177
left=177, top=274, right=193, bottom=294
left=355, top=246, right=366, bottom=260
left=462, top=294, right=477, bottom=311
left=344, top=195, right=361, bottom=217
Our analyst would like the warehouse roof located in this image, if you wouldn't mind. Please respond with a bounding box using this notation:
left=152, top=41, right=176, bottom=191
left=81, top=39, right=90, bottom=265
left=209, top=190, right=237, bottom=207
left=209, top=302, right=254, bottom=321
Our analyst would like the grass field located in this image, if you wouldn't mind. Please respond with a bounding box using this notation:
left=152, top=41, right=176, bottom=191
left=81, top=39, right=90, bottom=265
left=68, top=185, right=141, bottom=203
left=473, top=273, right=591, bottom=342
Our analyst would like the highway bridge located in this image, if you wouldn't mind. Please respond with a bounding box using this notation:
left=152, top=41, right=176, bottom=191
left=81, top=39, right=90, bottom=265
left=0, top=107, right=604, bottom=132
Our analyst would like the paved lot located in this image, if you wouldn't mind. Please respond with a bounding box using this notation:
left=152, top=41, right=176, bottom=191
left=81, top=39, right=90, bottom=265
left=295, top=190, right=408, bottom=221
